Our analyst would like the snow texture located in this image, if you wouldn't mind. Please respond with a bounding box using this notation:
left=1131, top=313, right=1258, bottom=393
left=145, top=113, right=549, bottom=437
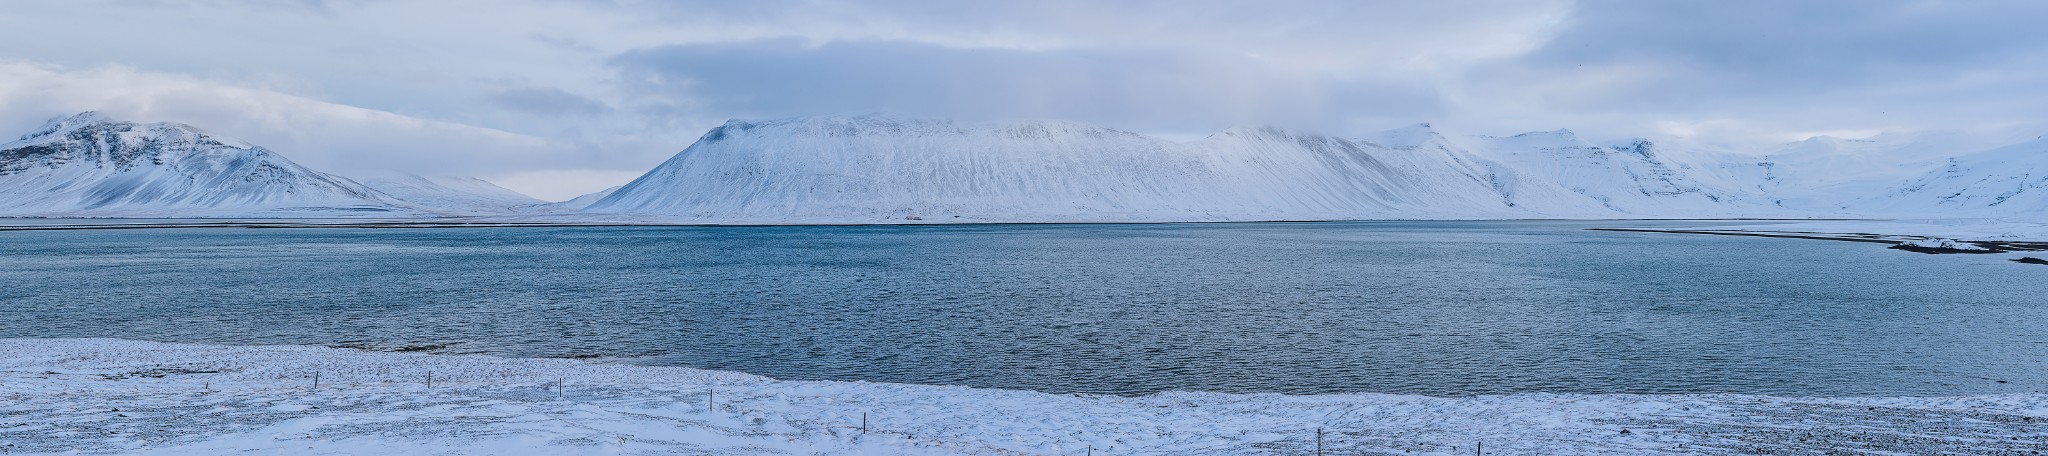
left=4, top=338, right=2045, bottom=455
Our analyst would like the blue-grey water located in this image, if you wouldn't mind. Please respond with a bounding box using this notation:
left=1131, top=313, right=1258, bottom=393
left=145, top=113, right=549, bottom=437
left=0, top=220, right=2042, bottom=396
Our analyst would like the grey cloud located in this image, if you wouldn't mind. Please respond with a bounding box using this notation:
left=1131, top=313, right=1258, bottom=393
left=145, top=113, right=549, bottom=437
left=1533, top=1, right=2047, bottom=73
left=1494, top=0, right=2048, bottom=107
left=15, top=0, right=2048, bottom=198
left=487, top=87, right=611, bottom=116
left=608, top=38, right=1446, bottom=132
left=1434, top=0, right=2048, bottom=140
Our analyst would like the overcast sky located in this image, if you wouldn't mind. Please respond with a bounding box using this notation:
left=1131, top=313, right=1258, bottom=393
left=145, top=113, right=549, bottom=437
left=3, top=0, right=2045, bottom=200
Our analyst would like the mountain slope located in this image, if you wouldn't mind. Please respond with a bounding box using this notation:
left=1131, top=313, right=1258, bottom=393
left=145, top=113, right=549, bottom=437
left=1655, top=134, right=1971, bottom=213
left=355, top=173, right=544, bottom=215
left=585, top=115, right=1771, bottom=222
left=1451, top=130, right=1754, bottom=217
left=0, top=112, right=403, bottom=217
left=1867, top=135, right=2048, bottom=216
left=589, top=116, right=1232, bottom=221
left=1181, top=125, right=1517, bottom=219
left=9, top=112, right=2029, bottom=222
left=542, top=185, right=622, bottom=211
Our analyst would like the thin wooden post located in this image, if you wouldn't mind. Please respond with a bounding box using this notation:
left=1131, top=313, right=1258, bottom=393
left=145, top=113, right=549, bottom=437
left=312, top=372, right=319, bottom=390
left=1316, top=428, right=1323, bottom=456
left=862, top=412, right=867, bottom=434
left=708, top=389, right=714, bottom=412
left=1476, top=441, right=1482, bottom=455
left=426, top=371, right=433, bottom=389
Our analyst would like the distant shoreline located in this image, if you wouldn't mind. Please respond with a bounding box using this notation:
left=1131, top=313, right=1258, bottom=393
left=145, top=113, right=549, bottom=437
left=1589, top=227, right=2048, bottom=253
left=0, top=217, right=1862, bottom=231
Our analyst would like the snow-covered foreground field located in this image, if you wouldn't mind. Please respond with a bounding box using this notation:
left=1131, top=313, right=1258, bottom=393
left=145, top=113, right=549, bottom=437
left=4, top=339, right=2046, bottom=455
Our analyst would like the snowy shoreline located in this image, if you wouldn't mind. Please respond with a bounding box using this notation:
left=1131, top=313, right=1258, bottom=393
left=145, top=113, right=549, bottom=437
left=0, top=216, right=1957, bottom=231
left=3, top=339, right=2045, bottom=454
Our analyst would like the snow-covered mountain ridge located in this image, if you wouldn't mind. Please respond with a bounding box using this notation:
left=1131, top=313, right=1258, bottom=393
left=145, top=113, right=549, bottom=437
left=0, top=112, right=405, bottom=217
left=1874, top=135, right=2048, bottom=215
left=0, top=112, right=548, bottom=217
left=352, top=173, right=545, bottom=215
left=3, top=111, right=2043, bottom=221
left=586, top=115, right=1783, bottom=222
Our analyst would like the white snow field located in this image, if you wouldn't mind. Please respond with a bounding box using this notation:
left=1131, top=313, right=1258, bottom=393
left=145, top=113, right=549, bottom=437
left=3, top=339, right=2045, bottom=455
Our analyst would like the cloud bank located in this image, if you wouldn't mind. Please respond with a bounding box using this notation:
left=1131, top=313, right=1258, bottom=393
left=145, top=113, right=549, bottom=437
left=1, top=0, right=2044, bottom=199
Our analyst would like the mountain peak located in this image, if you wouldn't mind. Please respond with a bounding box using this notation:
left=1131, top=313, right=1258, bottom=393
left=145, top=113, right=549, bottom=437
left=0, top=113, right=400, bottom=216
left=20, top=111, right=116, bottom=141
left=699, top=114, right=1153, bottom=145
left=353, top=173, right=542, bottom=213
left=54, top=111, right=112, bottom=126
left=1370, top=123, right=1447, bottom=149
left=11, top=111, right=257, bottom=151
left=1527, top=128, right=1577, bottom=138
left=1493, top=128, right=1580, bottom=141
left=1613, top=138, right=1658, bottom=157
left=1487, top=128, right=1591, bottom=149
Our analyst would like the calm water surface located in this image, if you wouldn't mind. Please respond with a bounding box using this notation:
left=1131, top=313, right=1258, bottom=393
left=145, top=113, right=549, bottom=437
left=0, top=221, right=2042, bottom=396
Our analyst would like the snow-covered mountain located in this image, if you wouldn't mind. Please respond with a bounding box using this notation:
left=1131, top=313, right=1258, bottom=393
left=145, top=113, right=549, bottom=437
left=1867, top=135, right=2048, bottom=216
left=1653, top=133, right=1977, bottom=213
left=0, top=112, right=404, bottom=217
left=354, top=173, right=544, bottom=215
left=541, top=185, right=621, bottom=211
left=1449, top=130, right=1766, bottom=217
left=585, top=115, right=1774, bottom=222
left=7, top=111, right=2041, bottom=222
left=587, top=116, right=1232, bottom=222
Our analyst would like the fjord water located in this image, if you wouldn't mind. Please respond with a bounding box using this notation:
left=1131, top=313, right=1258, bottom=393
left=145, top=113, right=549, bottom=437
left=0, top=221, right=2041, bottom=397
